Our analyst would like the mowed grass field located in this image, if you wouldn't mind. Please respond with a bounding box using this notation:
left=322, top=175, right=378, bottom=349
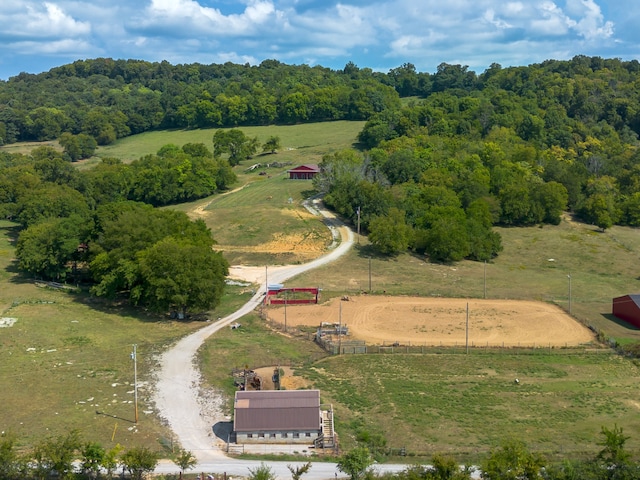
left=299, top=351, right=640, bottom=460
left=93, top=121, right=365, bottom=165
left=174, top=172, right=332, bottom=265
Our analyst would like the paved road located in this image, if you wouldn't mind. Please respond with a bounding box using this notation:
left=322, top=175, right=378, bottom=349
left=153, top=458, right=413, bottom=479
left=152, top=198, right=360, bottom=477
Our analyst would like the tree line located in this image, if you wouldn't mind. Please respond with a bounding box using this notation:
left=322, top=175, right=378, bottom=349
left=0, top=58, right=401, bottom=146
left=2, top=424, right=636, bottom=479
left=0, top=429, right=201, bottom=480
left=0, top=142, right=234, bottom=317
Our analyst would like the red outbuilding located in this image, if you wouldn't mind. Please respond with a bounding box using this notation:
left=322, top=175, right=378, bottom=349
left=287, top=164, right=320, bottom=180
left=612, top=294, right=640, bottom=328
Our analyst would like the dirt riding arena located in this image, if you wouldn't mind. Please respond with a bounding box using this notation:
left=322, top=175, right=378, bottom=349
left=266, top=295, right=594, bottom=347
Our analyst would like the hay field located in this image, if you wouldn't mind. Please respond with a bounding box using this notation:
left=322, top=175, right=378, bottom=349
left=266, top=295, right=594, bottom=347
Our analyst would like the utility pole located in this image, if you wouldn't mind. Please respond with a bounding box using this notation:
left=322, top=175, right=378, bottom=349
left=568, top=274, right=572, bottom=315
left=338, top=302, right=342, bottom=355
left=483, top=261, right=487, bottom=299
left=131, top=344, right=138, bottom=424
left=368, top=256, right=372, bottom=292
left=357, top=206, right=361, bottom=244
left=284, top=289, right=288, bottom=332
left=465, top=303, right=469, bottom=355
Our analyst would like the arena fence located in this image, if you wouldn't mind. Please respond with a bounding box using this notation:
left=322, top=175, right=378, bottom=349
left=262, top=311, right=610, bottom=356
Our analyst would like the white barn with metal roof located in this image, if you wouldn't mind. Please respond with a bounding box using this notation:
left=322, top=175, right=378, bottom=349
left=233, top=389, right=329, bottom=445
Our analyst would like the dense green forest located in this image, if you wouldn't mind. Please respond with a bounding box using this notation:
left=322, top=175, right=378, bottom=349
left=0, top=142, right=232, bottom=316
left=313, top=57, right=640, bottom=260
left=1, top=55, right=640, bottom=292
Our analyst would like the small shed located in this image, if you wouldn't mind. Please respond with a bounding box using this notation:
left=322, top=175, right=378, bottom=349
left=233, top=390, right=321, bottom=444
left=612, top=294, right=640, bottom=328
left=287, top=164, right=320, bottom=180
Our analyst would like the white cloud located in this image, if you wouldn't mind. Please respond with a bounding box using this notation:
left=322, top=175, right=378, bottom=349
left=484, top=9, right=513, bottom=29
left=566, top=0, right=614, bottom=39
left=12, top=38, right=94, bottom=55
left=530, top=1, right=575, bottom=36
left=0, top=2, right=90, bottom=39
left=138, top=0, right=278, bottom=35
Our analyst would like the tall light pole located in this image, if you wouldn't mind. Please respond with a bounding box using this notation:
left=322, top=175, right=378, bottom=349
left=567, top=274, right=572, bottom=315
left=131, top=344, right=138, bottom=424
left=465, top=302, right=469, bottom=355
left=284, top=289, right=287, bottom=332
left=357, top=206, right=361, bottom=244
left=483, top=261, right=487, bottom=299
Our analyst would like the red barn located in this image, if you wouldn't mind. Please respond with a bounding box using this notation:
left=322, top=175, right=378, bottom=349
left=287, top=164, right=320, bottom=180
left=612, top=294, right=640, bottom=328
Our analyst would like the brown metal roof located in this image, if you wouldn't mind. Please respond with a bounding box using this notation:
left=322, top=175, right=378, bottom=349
left=234, top=390, right=321, bottom=432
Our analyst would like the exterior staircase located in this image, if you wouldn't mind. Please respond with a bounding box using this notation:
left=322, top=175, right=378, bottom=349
left=314, top=405, right=336, bottom=449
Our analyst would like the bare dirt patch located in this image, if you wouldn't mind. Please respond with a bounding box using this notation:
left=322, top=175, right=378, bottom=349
left=265, top=295, right=594, bottom=347
left=252, top=366, right=311, bottom=390
left=215, top=232, right=327, bottom=259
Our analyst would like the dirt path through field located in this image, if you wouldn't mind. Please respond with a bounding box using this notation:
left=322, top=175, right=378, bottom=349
left=266, top=296, right=594, bottom=347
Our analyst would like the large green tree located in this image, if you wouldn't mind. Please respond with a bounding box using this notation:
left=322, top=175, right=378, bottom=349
left=15, top=183, right=90, bottom=228
left=16, top=216, right=87, bottom=280
left=368, top=208, right=412, bottom=255
left=213, top=128, right=259, bottom=166
left=90, top=205, right=227, bottom=315
left=138, top=236, right=228, bottom=316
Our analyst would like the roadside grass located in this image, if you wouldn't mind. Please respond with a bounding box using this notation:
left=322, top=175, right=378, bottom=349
left=198, top=313, right=327, bottom=411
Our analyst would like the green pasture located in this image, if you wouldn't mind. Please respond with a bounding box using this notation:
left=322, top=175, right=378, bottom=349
left=0, top=221, right=253, bottom=452
left=94, top=121, right=365, bottom=164
left=199, top=313, right=640, bottom=462
left=173, top=172, right=331, bottom=265
left=300, top=351, right=640, bottom=461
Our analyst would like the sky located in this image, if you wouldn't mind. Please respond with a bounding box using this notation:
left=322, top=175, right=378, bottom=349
left=0, top=0, right=637, bottom=80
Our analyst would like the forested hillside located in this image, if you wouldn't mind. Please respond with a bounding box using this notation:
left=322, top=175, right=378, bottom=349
left=1, top=55, right=639, bottom=294
left=0, top=58, right=401, bottom=145
left=312, top=57, right=640, bottom=260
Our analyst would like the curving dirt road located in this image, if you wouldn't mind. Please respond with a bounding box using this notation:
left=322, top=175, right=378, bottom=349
left=152, top=198, right=354, bottom=463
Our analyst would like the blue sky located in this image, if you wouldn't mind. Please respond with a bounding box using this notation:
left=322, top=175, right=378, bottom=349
left=0, top=0, right=637, bottom=80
